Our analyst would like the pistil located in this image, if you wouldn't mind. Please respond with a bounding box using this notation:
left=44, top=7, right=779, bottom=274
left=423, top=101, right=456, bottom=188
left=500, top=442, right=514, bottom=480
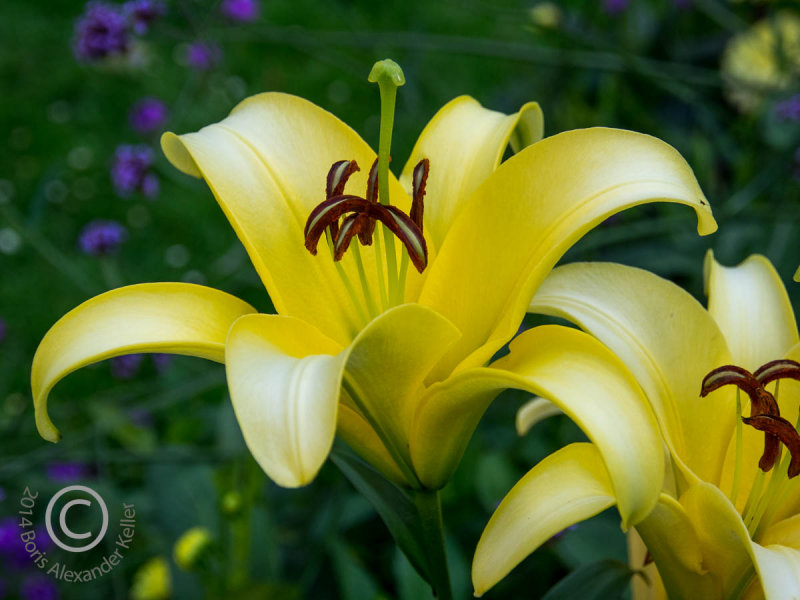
left=369, top=59, right=405, bottom=305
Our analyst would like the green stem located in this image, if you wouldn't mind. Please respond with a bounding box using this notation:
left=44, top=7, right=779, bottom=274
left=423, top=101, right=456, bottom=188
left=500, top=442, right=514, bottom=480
left=351, top=243, right=379, bottom=318
left=410, top=489, right=453, bottom=600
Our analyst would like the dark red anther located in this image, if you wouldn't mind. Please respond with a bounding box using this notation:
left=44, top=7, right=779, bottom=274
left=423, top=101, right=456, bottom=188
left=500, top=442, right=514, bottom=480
left=410, top=158, right=429, bottom=232
left=743, top=414, right=800, bottom=477
left=754, top=359, right=800, bottom=387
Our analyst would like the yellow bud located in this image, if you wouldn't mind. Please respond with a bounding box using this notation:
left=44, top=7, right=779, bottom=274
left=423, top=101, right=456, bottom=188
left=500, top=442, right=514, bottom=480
left=130, top=556, right=171, bottom=600
left=721, top=11, right=800, bottom=112
left=173, top=527, right=213, bottom=571
left=529, top=3, right=562, bottom=29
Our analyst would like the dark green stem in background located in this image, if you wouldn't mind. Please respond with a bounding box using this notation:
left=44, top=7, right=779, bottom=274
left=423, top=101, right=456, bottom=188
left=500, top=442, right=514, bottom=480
left=411, top=489, right=454, bottom=600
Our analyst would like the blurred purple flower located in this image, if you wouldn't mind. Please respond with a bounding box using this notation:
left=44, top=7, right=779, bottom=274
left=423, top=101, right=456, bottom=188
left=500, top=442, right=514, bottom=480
left=186, top=42, right=222, bottom=70
left=46, top=461, right=91, bottom=483
left=0, top=518, right=28, bottom=568
left=129, top=97, right=169, bottom=134
left=603, top=0, right=629, bottom=14
left=111, top=353, right=144, bottom=379
left=548, top=524, right=578, bottom=543
left=123, top=0, right=166, bottom=34
left=20, top=575, right=59, bottom=600
left=0, top=577, right=5, bottom=599
left=221, top=0, right=260, bottom=22
left=0, top=486, right=6, bottom=501
left=111, top=144, right=159, bottom=198
left=673, top=0, right=692, bottom=8
left=79, top=220, right=126, bottom=256
left=74, top=2, right=129, bottom=61
left=776, top=95, right=800, bottom=122
left=152, top=353, right=173, bottom=373
left=0, top=318, right=5, bottom=343
left=0, top=518, right=17, bottom=555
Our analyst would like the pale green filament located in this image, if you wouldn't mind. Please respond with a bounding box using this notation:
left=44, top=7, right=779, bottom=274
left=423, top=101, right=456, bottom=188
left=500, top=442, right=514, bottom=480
left=731, top=388, right=744, bottom=505
left=351, top=243, right=379, bottom=319
left=326, top=230, right=369, bottom=327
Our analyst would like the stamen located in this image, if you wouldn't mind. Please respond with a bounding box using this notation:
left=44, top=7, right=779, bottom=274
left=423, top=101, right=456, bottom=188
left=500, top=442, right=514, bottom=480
left=410, top=158, right=429, bottom=231
left=742, top=415, right=800, bottom=477
left=754, top=359, right=800, bottom=387
left=327, top=160, right=360, bottom=199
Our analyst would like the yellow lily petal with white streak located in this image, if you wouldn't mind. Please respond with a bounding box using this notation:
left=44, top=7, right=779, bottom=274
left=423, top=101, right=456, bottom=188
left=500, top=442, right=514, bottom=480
left=399, top=96, right=543, bottom=251
left=472, top=443, right=616, bottom=597
left=704, top=250, right=799, bottom=371
left=420, top=128, right=716, bottom=377
left=32, top=283, right=255, bottom=442
left=162, top=93, right=412, bottom=345
left=412, top=324, right=663, bottom=521
left=225, top=304, right=459, bottom=488
left=529, top=262, right=732, bottom=485
left=225, top=314, right=345, bottom=488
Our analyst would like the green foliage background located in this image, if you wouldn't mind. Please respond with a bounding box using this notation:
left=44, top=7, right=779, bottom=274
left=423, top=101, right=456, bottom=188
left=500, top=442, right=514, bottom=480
left=1, top=0, right=799, bottom=598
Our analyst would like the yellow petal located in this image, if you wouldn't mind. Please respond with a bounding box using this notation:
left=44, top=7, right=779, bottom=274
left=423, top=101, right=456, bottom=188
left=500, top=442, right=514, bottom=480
left=515, top=396, right=562, bottom=436
left=761, top=514, right=800, bottom=549
left=225, top=314, right=345, bottom=488
left=32, top=283, right=255, bottom=443
left=226, top=304, right=459, bottom=488
left=472, top=443, right=616, bottom=597
left=399, top=96, right=543, bottom=250
left=634, top=494, right=718, bottom=600
left=341, top=304, right=460, bottom=474
left=336, top=401, right=408, bottom=486
left=679, top=482, right=755, bottom=597
left=704, top=250, right=799, bottom=371
left=529, top=262, right=733, bottom=485
left=162, top=93, right=412, bottom=344
left=751, top=545, right=800, bottom=600
left=419, top=127, right=716, bottom=377
left=682, top=483, right=800, bottom=600
left=794, top=266, right=799, bottom=282
left=412, top=324, right=663, bottom=524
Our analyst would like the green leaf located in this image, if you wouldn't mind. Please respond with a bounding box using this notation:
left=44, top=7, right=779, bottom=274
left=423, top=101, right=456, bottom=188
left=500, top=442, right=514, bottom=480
left=330, top=445, right=431, bottom=584
left=542, top=559, right=642, bottom=600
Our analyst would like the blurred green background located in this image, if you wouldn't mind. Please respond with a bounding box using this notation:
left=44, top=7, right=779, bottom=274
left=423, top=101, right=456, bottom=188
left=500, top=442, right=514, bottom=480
left=1, top=0, right=799, bottom=598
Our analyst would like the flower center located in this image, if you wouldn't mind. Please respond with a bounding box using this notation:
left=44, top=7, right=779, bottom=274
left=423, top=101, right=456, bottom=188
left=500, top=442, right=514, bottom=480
left=701, top=359, right=800, bottom=536
left=302, top=60, right=430, bottom=323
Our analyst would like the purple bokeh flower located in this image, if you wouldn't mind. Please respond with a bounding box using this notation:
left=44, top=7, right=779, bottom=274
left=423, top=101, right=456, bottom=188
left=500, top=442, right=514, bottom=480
left=221, top=0, right=260, bottom=22
left=0, top=486, right=6, bottom=501
left=603, top=0, right=629, bottom=14
left=74, top=2, right=129, bottom=61
left=78, top=220, right=126, bottom=256
left=111, top=144, right=159, bottom=198
left=111, top=353, right=144, bottom=379
left=0, top=518, right=29, bottom=569
left=152, top=353, right=173, bottom=373
left=186, top=42, right=222, bottom=70
left=123, top=0, right=165, bottom=34
left=0, top=318, right=5, bottom=343
left=46, top=461, right=92, bottom=483
left=776, top=94, right=800, bottom=122
left=20, top=575, right=59, bottom=600
left=129, top=97, right=169, bottom=134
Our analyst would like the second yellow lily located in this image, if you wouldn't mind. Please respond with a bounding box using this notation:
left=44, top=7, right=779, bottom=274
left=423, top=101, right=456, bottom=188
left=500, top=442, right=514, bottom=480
left=474, top=252, right=800, bottom=599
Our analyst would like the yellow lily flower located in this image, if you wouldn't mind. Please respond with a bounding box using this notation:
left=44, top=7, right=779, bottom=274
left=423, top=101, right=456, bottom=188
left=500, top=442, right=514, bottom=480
left=474, top=252, right=800, bottom=599
left=32, top=64, right=713, bottom=593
